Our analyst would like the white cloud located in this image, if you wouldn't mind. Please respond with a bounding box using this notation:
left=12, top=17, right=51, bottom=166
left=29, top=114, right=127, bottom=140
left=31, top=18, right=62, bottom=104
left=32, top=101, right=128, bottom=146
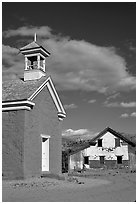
left=120, top=113, right=129, bottom=118
left=62, top=128, right=98, bottom=139
left=120, top=102, right=136, bottom=108
left=106, top=93, right=120, bottom=100
left=62, top=129, right=89, bottom=137
left=104, top=101, right=120, bottom=107
left=64, top=103, right=77, bottom=110
left=120, top=112, right=136, bottom=118
left=88, top=99, right=96, bottom=104
left=3, top=26, right=136, bottom=93
left=104, top=101, right=136, bottom=108
left=3, top=26, right=53, bottom=38
left=2, top=45, right=24, bottom=79
left=131, top=112, right=136, bottom=117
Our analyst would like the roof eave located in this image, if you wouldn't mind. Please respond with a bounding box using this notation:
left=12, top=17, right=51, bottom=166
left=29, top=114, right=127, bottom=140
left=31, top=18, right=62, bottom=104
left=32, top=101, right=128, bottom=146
left=2, top=100, right=35, bottom=111
left=90, top=127, right=135, bottom=146
left=28, top=76, right=66, bottom=121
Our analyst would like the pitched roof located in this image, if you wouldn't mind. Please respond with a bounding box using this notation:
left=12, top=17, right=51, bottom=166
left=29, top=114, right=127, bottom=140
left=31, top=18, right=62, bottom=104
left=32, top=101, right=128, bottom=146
left=64, top=141, right=96, bottom=156
left=2, top=77, right=47, bottom=101
left=90, top=127, right=136, bottom=147
left=20, top=41, right=40, bottom=50
left=2, top=76, right=66, bottom=120
left=20, top=41, right=50, bottom=56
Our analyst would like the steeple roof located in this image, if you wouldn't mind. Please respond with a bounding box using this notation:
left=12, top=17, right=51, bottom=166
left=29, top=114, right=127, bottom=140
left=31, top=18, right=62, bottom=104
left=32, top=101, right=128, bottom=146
left=20, top=40, right=50, bottom=57
left=20, top=41, right=41, bottom=51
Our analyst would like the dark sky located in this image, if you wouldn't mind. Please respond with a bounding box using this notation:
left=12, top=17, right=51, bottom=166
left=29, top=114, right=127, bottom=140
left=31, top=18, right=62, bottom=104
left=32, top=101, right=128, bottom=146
left=3, top=2, right=136, bottom=41
left=3, top=2, right=136, bottom=74
left=2, top=2, right=136, bottom=136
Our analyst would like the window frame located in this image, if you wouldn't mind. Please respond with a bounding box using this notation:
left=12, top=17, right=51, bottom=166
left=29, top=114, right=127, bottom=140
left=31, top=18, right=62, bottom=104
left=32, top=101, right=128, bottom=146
left=117, top=156, right=122, bottom=164
left=84, top=156, right=89, bottom=165
left=98, top=139, right=103, bottom=147
left=115, top=138, right=120, bottom=147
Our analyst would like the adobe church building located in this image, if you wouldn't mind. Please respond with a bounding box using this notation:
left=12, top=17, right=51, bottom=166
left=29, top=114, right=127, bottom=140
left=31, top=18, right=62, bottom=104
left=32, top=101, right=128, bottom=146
left=2, top=35, right=66, bottom=180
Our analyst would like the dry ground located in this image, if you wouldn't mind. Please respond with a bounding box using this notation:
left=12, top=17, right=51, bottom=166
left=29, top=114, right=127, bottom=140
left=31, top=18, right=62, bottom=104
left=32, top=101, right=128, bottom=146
left=2, top=169, right=136, bottom=202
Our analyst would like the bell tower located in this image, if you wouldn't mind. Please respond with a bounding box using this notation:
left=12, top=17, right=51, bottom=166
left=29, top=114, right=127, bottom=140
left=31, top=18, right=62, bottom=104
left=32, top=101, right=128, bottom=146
left=20, top=34, right=50, bottom=81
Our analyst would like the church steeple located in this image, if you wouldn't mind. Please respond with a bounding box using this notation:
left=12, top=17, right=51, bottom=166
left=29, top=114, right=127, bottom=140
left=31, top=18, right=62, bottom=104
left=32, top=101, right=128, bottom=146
left=20, top=34, right=50, bottom=81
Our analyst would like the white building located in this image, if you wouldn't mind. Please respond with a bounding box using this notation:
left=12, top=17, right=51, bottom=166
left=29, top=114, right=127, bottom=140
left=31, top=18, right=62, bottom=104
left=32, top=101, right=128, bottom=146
left=69, top=127, right=136, bottom=170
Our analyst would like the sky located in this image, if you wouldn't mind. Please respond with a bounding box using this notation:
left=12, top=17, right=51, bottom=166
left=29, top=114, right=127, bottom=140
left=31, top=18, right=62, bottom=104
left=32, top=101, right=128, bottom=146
left=2, top=2, right=136, bottom=138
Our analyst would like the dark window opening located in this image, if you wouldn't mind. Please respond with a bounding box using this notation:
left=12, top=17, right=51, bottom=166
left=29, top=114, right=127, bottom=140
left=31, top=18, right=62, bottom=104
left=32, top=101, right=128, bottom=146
left=98, top=139, right=102, bottom=147
left=84, top=156, right=89, bottom=165
left=117, top=156, right=122, bottom=164
left=100, top=156, right=105, bottom=164
left=115, top=138, right=120, bottom=147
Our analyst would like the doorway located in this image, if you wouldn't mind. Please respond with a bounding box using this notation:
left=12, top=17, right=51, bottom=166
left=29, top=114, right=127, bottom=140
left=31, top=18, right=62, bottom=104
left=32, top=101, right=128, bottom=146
left=100, top=156, right=105, bottom=165
left=42, top=136, right=50, bottom=171
left=117, top=156, right=122, bottom=164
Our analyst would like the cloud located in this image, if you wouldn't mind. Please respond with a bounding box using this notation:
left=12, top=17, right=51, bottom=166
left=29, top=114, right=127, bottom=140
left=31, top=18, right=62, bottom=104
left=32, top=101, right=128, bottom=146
left=120, top=102, right=136, bottom=108
left=120, top=112, right=136, bottom=118
left=3, top=26, right=136, bottom=93
left=104, top=101, right=136, bottom=108
left=2, top=45, right=24, bottom=78
left=62, top=128, right=98, bottom=139
left=104, top=102, right=119, bottom=107
left=126, top=40, right=136, bottom=52
left=64, top=103, right=77, bottom=110
left=131, top=112, right=136, bottom=117
left=88, top=99, right=96, bottom=104
left=3, top=26, right=53, bottom=38
left=129, top=46, right=136, bottom=52
left=62, top=129, right=89, bottom=137
left=106, top=93, right=120, bottom=101
left=120, top=113, right=129, bottom=118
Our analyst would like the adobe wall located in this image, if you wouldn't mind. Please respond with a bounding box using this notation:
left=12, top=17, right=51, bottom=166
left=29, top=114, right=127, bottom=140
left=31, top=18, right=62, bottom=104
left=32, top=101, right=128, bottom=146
left=82, top=131, right=130, bottom=169
left=38, top=85, right=62, bottom=175
left=24, top=107, right=41, bottom=178
left=89, top=160, right=129, bottom=168
left=84, top=132, right=129, bottom=161
left=24, top=85, right=62, bottom=178
left=2, top=110, right=25, bottom=180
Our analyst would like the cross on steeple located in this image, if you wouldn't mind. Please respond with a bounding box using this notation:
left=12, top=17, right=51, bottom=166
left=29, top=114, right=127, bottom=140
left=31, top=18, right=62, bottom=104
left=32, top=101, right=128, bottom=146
left=34, top=33, right=37, bottom=42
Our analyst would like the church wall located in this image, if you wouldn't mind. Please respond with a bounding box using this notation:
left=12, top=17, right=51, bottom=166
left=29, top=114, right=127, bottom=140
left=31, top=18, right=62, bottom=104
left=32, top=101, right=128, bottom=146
left=38, top=85, right=62, bottom=175
left=2, top=110, right=25, bottom=180
left=24, top=85, right=62, bottom=178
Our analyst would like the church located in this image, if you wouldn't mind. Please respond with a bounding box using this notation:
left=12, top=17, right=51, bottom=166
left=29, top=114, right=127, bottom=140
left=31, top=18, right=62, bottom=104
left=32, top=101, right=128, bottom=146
left=2, top=35, right=66, bottom=180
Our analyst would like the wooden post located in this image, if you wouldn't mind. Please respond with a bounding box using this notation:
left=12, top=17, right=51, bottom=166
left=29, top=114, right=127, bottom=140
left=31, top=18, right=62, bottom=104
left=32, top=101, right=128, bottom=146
left=25, top=56, right=28, bottom=70
left=43, top=59, right=46, bottom=72
left=37, top=55, right=40, bottom=69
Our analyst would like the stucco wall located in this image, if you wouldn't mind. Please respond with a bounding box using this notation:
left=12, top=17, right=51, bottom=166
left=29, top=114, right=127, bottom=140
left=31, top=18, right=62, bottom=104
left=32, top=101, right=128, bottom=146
left=69, top=131, right=130, bottom=170
left=2, top=110, right=25, bottom=180
left=3, top=83, right=62, bottom=179
left=83, top=132, right=129, bottom=161
left=24, top=85, right=62, bottom=178
left=38, top=85, right=62, bottom=174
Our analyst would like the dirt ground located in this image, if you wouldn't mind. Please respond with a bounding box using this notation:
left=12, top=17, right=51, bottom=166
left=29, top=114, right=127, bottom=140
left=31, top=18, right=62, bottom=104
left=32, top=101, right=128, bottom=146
left=2, top=169, right=136, bottom=202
